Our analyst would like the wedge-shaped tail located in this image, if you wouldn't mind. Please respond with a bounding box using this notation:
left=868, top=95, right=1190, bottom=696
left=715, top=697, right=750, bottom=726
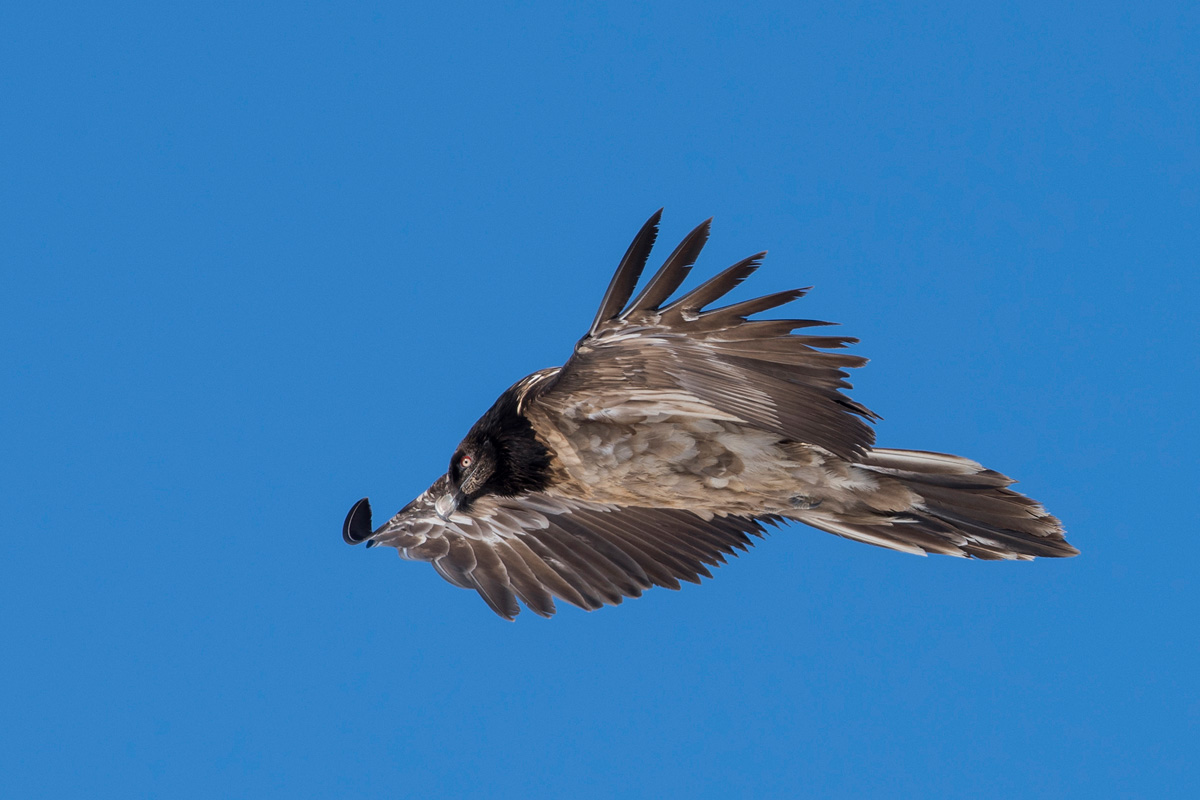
left=797, top=449, right=1077, bottom=560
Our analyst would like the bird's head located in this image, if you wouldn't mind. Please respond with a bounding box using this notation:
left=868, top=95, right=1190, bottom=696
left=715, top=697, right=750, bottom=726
left=434, top=391, right=553, bottom=519
left=431, top=435, right=499, bottom=520
left=344, top=381, right=552, bottom=527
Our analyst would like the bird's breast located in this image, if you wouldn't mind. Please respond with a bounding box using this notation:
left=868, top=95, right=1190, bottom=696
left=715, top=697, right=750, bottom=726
left=525, top=405, right=835, bottom=516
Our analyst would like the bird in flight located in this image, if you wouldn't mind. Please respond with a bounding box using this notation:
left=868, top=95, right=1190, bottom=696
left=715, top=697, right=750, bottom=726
left=343, top=211, right=1077, bottom=619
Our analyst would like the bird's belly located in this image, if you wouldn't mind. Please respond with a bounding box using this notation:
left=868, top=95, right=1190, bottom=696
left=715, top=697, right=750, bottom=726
left=534, top=415, right=854, bottom=517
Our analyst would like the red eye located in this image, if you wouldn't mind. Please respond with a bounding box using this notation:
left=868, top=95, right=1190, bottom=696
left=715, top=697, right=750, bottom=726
left=459, top=455, right=473, bottom=469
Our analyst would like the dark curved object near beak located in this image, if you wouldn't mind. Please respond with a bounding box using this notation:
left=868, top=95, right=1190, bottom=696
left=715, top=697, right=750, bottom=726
left=343, top=497, right=374, bottom=545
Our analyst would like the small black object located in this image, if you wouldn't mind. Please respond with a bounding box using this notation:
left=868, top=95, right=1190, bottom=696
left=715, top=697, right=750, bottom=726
left=343, top=497, right=373, bottom=545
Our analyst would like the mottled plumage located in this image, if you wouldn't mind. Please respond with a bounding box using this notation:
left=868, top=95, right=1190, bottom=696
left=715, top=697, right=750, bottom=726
left=344, top=211, right=1078, bottom=619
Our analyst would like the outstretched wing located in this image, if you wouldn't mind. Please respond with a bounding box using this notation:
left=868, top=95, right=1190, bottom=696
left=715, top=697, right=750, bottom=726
left=343, top=479, right=773, bottom=620
left=537, top=211, right=878, bottom=461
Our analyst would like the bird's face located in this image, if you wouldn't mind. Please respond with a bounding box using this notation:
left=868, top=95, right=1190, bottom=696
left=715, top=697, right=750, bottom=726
left=451, top=437, right=498, bottom=498
left=433, top=437, right=500, bottom=520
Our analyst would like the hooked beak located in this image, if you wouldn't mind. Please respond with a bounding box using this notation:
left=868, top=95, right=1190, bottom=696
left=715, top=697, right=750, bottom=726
left=434, top=490, right=462, bottom=521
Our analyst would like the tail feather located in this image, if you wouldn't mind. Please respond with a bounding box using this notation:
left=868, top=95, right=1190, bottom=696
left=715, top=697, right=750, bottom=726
left=799, top=448, right=1078, bottom=560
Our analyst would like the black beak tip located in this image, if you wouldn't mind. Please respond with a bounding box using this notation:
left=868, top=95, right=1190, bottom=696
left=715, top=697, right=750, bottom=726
left=343, top=497, right=373, bottom=545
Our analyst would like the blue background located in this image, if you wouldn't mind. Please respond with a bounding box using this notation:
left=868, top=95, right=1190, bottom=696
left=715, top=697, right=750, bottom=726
left=3, top=2, right=1197, bottom=797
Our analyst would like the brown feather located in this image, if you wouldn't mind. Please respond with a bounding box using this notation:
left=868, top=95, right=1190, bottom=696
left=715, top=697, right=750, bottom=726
left=660, top=253, right=766, bottom=320
left=622, top=218, right=711, bottom=316
left=587, top=209, right=662, bottom=336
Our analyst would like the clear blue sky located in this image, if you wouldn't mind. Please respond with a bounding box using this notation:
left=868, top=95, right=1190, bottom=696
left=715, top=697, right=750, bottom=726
left=3, top=2, right=1197, bottom=797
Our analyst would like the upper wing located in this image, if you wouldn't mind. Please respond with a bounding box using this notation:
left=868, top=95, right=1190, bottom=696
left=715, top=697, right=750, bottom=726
left=343, top=477, right=773, bottom=620
left=537, top=211, right=878, bottom=461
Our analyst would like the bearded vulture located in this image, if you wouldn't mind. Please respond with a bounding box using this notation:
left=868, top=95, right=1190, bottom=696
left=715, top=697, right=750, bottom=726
left=343, top=211, right=1077, bottom=619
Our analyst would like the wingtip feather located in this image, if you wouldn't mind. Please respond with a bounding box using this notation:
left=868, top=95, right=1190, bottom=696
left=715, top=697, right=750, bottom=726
left=343, top=497, right=373, bottom=545
left=622, top=217, right=713, bottom=317
left=661, top=252, right=770, bottom=318
left=588, top=209, right=663, bottom=335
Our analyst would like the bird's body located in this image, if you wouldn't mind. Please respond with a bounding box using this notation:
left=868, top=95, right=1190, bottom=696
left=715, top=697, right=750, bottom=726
left=529, top=384, right=889, bottom=520
left=344, top=211, right=1077, bottom=618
